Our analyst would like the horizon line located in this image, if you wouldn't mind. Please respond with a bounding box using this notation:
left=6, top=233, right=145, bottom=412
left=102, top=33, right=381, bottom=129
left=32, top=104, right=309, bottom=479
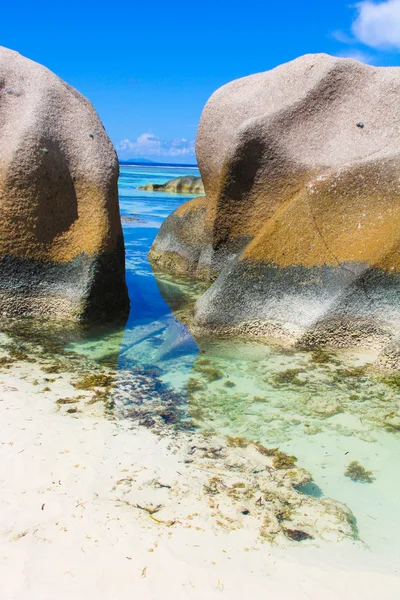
left=119, top=159, right=199, bottom=167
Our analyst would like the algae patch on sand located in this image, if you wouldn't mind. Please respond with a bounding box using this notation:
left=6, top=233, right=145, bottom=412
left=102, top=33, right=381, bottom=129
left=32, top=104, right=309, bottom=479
left=344, top=461, right=375, bottom=484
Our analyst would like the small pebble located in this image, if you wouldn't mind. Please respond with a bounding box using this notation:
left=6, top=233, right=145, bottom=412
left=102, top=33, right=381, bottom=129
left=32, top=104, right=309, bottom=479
left=356, top=122, right=364, bottom=128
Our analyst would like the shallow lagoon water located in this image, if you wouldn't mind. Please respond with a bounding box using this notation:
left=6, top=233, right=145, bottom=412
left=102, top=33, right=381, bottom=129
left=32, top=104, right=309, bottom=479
left=2, top=165, right=400, bottom=572
left=69, top=165, right=400, bottom=569
left=186, top=339, right=400, bottom=566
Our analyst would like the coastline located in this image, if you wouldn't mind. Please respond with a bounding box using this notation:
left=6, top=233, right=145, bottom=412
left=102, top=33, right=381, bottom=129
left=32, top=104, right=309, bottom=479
left=1, top=357, right=399, bottom=599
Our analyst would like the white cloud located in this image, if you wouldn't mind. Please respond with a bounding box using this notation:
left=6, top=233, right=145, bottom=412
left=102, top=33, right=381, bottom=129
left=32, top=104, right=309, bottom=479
left=352, top=0, right=400, bottom=49
left=336, top=49, right=374, bottom=63
left=118, top=133, right=195, bottom=158
left=332, top=30, right=355, bottom=44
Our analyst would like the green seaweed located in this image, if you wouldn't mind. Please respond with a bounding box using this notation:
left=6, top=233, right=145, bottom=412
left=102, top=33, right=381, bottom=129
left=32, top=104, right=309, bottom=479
left=310, top=349, right=333, bottom=364
left=97, top=352, right=121, bottom=368
left=272, top=451, right=298, bottom=470
left=378, top=375, right=400, bottom=390
left=189, top=406, right=204, bottom=421
left=74, top=373, right=115, bottom=390
left=204, top=476, right=224, bottom=495
left=227, top=481, right=249, bottom=500
left=196, top=358, right=212, bottom=367
left=5, top=344, right=33, bottom=362
left=252, top=442, right=298, bottom=469
left=276, top=507, right=293, bottom=522
left=227, top=436, right=249, bottom=448
left=56, top=397, right=78, bottom=405
left=43, top=365, right=62, bottom=374
left=252, top=442, right=277, bottom=456
left=0, top=356, right=13, bottom=367
left=338, top=366, right=368, bottom=378
left=344, top=460, right=374, bottom=483
left=187, top=378, right=205, bottom=393
left=224, top=380, right=236, bottom=388
left=196, top=366, right=224, bottom=382
left=272, top=369, right=305, bottom=386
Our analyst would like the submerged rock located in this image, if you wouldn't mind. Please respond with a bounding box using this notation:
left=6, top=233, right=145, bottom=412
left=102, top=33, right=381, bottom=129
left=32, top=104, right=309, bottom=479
left=0, top=46, right=129, bottom=322
left=140, top=176, right=204, bottom=194
left=150, top=54, right=400, bottom=362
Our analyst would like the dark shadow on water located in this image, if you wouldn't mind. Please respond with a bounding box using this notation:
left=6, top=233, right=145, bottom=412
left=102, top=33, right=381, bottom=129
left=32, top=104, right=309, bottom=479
left=296, top=481, right=324, bottom=498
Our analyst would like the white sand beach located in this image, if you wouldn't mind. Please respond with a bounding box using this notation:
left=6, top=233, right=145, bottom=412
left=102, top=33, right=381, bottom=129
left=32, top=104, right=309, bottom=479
left=1, top=359, right=399, bottom=600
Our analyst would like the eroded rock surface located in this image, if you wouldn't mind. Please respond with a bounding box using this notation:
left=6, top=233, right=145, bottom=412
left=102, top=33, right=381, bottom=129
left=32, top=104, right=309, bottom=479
left=0, top=47, right=129, bottom=321
left=150, top=54, right=400, bottom=361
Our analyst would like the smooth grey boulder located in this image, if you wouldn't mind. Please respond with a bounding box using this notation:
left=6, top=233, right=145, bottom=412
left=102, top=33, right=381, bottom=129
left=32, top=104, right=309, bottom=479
left=151, top=54, right=400, bottom=363
left=0, top=46, right=129, bottom=322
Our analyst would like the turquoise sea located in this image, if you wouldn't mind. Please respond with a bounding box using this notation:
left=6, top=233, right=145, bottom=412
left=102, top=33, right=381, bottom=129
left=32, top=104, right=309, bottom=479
left=115, top=163, right=204, bottom=384
left=4, top=164, right=400, bottom=572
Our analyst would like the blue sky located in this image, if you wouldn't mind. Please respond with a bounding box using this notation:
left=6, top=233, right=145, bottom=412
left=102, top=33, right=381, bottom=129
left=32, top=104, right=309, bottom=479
left=3, top=1, right=400, bottom=163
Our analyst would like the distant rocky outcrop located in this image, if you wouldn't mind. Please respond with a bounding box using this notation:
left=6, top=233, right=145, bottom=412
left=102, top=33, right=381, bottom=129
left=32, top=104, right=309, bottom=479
left=139, top=176, right=204, bottom=194
left=150, top=54, right=400, bottom=361
left=0, top=47, right=129, bottom=322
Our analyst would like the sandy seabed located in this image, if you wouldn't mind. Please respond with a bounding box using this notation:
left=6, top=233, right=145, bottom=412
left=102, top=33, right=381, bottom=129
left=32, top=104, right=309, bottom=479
left=0, top=360, right=399, bottom=600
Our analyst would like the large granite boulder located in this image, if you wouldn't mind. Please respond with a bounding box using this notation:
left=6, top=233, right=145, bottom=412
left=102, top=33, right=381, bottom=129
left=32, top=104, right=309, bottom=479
left=150, top=54, right=400, bottom=355
left=0, top=47, right=129, bottom=322
left=139, top=176, right=204, bottom=194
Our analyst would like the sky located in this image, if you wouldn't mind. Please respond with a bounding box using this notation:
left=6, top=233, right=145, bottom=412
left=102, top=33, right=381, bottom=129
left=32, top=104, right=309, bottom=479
left=2, top=0, right=400, bottom=163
